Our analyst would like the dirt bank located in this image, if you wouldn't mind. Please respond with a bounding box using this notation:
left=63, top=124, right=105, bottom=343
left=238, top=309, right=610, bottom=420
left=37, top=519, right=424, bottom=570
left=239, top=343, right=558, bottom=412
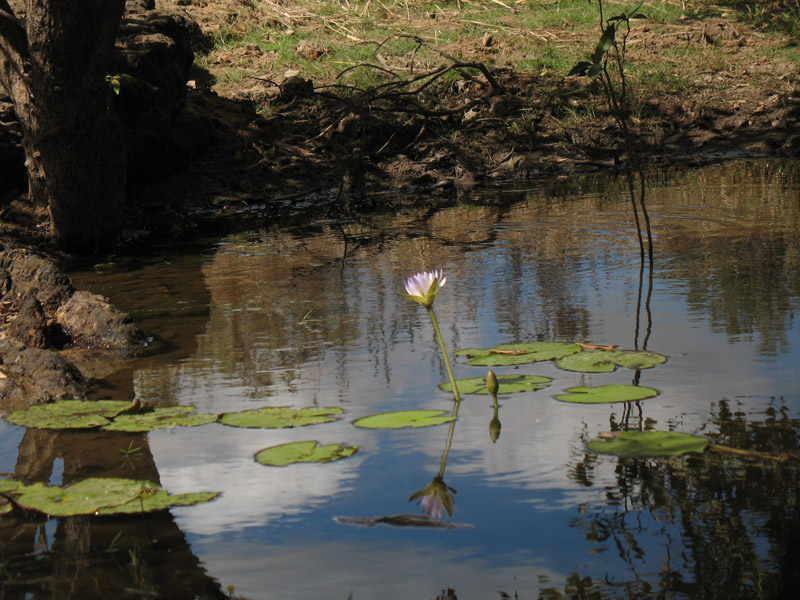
left=136, top=0, right=800, bottom=228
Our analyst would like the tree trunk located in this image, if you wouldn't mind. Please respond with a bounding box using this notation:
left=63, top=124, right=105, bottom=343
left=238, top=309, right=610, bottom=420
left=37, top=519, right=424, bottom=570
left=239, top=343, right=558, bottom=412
left=0, top=0, right=126, bottom=252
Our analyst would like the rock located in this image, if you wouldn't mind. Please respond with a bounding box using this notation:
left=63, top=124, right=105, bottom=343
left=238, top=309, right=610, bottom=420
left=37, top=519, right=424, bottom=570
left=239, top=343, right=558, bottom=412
left=6, top=295, right=49, bottom=349
left=126, top=0, right=156, bottom=14
left=55, top=291, right=147, bottom=350
left=0, top=248, right=149, bottom=409
left=295, top=40, right=325, bottom=61
left=0, top=339, right=86, bottom=411
left=0, top=249, right=73, bottom=315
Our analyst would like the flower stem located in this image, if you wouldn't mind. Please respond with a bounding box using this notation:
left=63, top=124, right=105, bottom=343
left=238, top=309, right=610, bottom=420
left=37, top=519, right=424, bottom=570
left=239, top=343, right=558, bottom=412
left=427, top=306, right=461, bottom=402
left=437, top=395, right=463, bottom=477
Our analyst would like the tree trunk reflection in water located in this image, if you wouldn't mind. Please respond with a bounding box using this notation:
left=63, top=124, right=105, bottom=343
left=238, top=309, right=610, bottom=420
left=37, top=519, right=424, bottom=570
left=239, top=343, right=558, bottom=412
left=0, top=428, right=226, bottom=600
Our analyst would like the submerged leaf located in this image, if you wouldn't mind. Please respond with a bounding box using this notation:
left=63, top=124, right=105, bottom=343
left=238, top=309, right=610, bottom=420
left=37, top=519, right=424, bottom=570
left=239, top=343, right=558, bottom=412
left=555, top=384, right=658, bottom=404
left=587, top=430, right=709, bottom=457
left=440, top=374, right=551, bottom=394
left=335, top=514, right=472, bottom=529
left=104, top=406, right=218, bottom=432
left=254, top=441, right=358, bottom=466
left=556, top=349, right=667, bottom=373
left=456, top=342, right=582, bottom=366
left=220, top=406, right=344, bottom=429
left=6, top=400, right=131, bottom=429
left=353, top=410, right=455, bottom=429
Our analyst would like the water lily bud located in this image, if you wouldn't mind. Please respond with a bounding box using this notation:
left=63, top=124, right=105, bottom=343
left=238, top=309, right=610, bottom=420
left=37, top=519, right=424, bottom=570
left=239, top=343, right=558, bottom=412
left=486, top=369, right=499, bottom=396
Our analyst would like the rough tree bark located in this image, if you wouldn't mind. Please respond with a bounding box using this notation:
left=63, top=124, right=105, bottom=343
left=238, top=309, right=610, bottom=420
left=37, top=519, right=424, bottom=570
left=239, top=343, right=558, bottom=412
left=0, top=0, right=126, bottom=252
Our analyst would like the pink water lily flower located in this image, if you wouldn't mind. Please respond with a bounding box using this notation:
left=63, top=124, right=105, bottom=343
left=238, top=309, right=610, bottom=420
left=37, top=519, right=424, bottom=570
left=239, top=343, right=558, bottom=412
left=401, top=269, right=447, bottom=308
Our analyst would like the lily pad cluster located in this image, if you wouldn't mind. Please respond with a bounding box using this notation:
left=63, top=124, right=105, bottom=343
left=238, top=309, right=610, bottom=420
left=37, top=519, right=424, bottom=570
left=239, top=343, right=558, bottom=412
left=448, top=341, right=711, bottom=460
left=3, top=401, right=360, bottom=469
left=456, top=341, right=666, bottom=373
left=5, top=400, right=216, bottom=432
left=446, top=341, right=667, bottom=405
left=6, top=401, right=347, bottom=433
left=0, top=477, right=219, bottom=517
left=356, top=341, right=671, bottom=431
left=0, top=335, right=680, bottom=512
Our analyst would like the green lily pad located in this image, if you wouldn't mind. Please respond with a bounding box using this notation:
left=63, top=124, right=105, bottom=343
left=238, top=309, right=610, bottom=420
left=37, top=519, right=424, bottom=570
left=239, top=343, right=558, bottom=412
left=219, top=406, right=344, bottom=429
left=254, top=441, right=359, bottom=467
left=13, top=478, right=146, bottom=517
left=0, top=480, right=20, bottom=515
left=587, top=430, right=710, bottom=457
left=440, top=374, right=552, bottom=394
left=456, top=342, right=582, bottom=366
left=0, top=480, right=23, bottom=493
left=353, top=410, right=456, bottom=429
left=97, top=488, right=221, bottom=514
left=5, top=400, right=131, bottom=429
left=555, top=384, right=658, bottom=404
left=103, top=406, right=218, bottom=432
left=0, top=478, right=220, bottom=516
left=555, top=350, right=667, bottom=373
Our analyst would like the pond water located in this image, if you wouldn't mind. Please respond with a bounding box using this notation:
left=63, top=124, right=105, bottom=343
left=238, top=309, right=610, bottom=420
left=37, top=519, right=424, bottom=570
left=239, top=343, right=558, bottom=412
left=2, top=161, right=800, bottom=599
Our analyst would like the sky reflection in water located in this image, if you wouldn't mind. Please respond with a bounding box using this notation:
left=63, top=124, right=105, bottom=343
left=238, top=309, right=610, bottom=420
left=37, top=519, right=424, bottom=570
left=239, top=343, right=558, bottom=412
left=75, top=161, right=800, bottom=598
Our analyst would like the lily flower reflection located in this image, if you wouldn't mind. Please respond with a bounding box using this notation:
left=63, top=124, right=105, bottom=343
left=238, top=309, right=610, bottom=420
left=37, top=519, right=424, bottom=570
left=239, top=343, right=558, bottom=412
left=409, top=477, right=457, bottom=519
left=400, top=269, right=447, bottom=308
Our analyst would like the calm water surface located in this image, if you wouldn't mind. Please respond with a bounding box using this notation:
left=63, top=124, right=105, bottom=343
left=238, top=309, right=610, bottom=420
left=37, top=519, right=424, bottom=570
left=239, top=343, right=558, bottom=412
left=4, top=161, right=800, bottom=599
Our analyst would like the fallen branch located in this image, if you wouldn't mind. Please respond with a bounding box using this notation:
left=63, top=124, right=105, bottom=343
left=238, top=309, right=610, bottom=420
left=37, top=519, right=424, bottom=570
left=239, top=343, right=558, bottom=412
left=313, top=36, right=501, bottom=118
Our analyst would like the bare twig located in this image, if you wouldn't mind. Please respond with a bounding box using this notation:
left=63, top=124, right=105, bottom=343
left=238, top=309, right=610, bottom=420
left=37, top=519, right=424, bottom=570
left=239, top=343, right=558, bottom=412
left=709, top=444, right=789, bottom=463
